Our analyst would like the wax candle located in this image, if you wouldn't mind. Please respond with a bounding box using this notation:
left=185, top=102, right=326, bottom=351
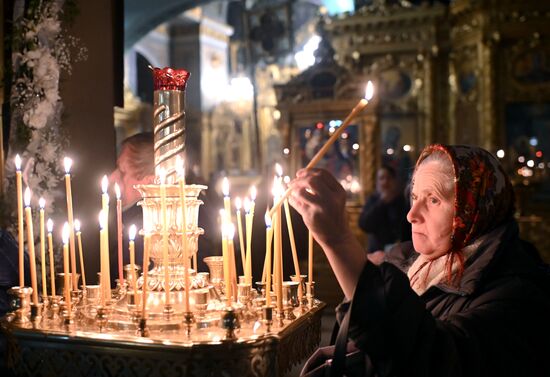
left=308, top=231, right=313, bottom=296
left=15, top=155, right=24, bottom=287
left=244, top=198, right=253, bottom=285
left=158, top=168, right=170, bottom=306
left=249, top=185, right=257, bottom=215
left=227, top=223, right=237, bottom=302
left=176, top=157, right=190, bottom=313
left=74, top=220, right=86, bottom=288
left=62, top=222, right=71, bottom=314
left=129, top=224, right=137, bottom=297
left=284, top=198, right=302, bottom=300
left=99, top=210, right=109, bottom=305
left=64, top=157, right=78, bottom=291
left=142, top=234, right=151, bottom=317
left=47, top=219, right=56, bottom=297
left=39, top=198, right=47, bottom=299
left=24, top=188, right=38, bottom=305
left=221, top=222, right=231, bottom=307
left=234, top=197, right=246, bottom=273
left=264, top=212, right=273, bottom=307
left=222, top=177, right=231, bottom=223
left=100, top=176, right=111, bottom=295
left=269, top=81, right=375, bottom=217
left=115, top=183, right=124, bottom=286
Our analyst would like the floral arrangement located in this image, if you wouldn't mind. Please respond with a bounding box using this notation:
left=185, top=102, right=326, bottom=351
left=4, top=0, right=86, bottom=224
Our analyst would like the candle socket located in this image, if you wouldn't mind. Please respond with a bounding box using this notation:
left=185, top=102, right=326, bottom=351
left=306, top=281, right=315, bottom=308
left=62, top=306, right=75, bottom=326
left=71, top=289, right=82, bottom=309
left=255, top=281, right=266, bottom=296
left=163, top=304, right=175, bottom=320
left=237, top=283, right=252, bottom=304
left=48, top=295, right=61, bottom=321
left=275, top=309, right=285, bottom=328
left=30, top=302, right=44, bottom=325
left=192, top=289, right=209, bottom=319
left=96, top=305, right=112, bottom=332
left=127, top=290, right=138, bottom=309
left=8, top=286, right=32, bottom=325
left=221, top=308, right=238, bottom=341
left=290, top=274, right=307, bottom=306
left=262, top=306, right=273, bottom=332
left=84, top=285, right=101, bottom=306
left=137, top=317, right=150, bottom=337
left=183, top=311, right=195, bottom=337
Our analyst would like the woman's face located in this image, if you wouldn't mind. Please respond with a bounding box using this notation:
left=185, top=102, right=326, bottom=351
left=407, top=161, right=455, bottom=259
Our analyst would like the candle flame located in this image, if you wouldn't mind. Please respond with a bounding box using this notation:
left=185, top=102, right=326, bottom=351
left=101, top=175, right=109, bottom=194
left=283, top=176, right=291, bottom=185
left=243, top=197, right=251, bottom=213
left=158, top=167, right=166, bottom=184
left=15, top=155, right=22, bottom=171
left=24, top=187, right=31, bottom=207
left=114, top=183, right=121, bottom=199
left=64, top=157, right=72, bottom=174
left=235, top=197, right=242, bottom=210
left=222, top=177, right=230, bottom=197
left=227, top=222, right=235, bottom=239
left=265, top=211, right=272, bottom=228
left=39, top=197, right=46, bottom=209
left=74, top=219, right=81, bottom=232
left=62, top=222, right=70, bottom=245
left=47, top=218, right=53, bottom=233
left=219, top=208, right=226, bottom=220
left=250, top=186, right=257, bottom=201
left=364, top=81, right=374, bottom=100
left=275, top=163, right=283, bottom=177
left=98, top=210, right=107, bottom=230
left=176, top=155, right=185, bottom=177
left=129, top=224, right=137, bottom=241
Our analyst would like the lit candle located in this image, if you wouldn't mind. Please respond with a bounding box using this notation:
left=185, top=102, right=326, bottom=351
left=264, top=212, right=273, bottom=307
left=129, top=224, right=137, bottom=297
left=221, top=220, right=231, bottom=307
left=222, top=177, right=231, bottom=224
left=159, top=168, right=170, bottom=306
left=176, top=157, right=190, bottom=313
left=115, top=183, right=124, bottom=286
left=64, top=157, right=78, bottom=291
left=100, top=176, right=111, bottom=297
left=284, top=198, right=302, bottom=300
left=99, top=210, right=109, bottom=305
left=235, top=197, right=246, bottom=273
left=142, top=233, right=151, bottom=317
left=244, top=197, right=253, bottom=285
left=47, top=219, right=55, bottom=297
left=273, top=181, right=283, bottom=314
left=74, top=220, right=86, bottom=288
left=15, top=155, right=24, bottom=287
left=39, top=198, right=47, bottom=299
left=269, top=81, right=375, bottom=217
left=62, top=222, right=71, bottom=314
left=24, top=188, right=38, bottom=305
left=249, top=185, right=257, bottom=215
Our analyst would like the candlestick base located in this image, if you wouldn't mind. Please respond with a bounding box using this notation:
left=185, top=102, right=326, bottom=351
left=30, top=303, right=44, bottom=327
left=290, top=274, right=307, bottom=307
left=95, top=305, right=111, bottom=332
left=71, top=290, right=82, bottom=313
left=183, top=311, right=195, bottom=336
left=306, top=281, right=315, bottom=308
left=48, top=295, right=61, bottom=321
left=262, top=306, right=274, bottom=333
left=163, top=304, right=175, bottom=320
left=221, top=308, right=238, bottom=341
left=275, top=309, right=285, bottom=328
left=192, top=289, right=209, bottom=319
left=63, top=308, right=75, bottom=326
left=8, top=286, right=32, bottom=325
left=137, top=317, right=150, bottom=337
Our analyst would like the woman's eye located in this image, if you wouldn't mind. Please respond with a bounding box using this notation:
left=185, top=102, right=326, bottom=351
left=410, top=194, right=417, bottom=201
left=429, top=196, right=440, bottom=205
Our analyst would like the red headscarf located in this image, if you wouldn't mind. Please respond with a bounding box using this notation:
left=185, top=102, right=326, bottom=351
left=415, top=144, right=515, bottom=283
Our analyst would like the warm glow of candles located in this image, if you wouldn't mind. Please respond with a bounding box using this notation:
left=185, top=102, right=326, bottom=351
left=249, top=186, right=257, bottom=215
left=227, top=222, right=238, bottom=302
left=47, top=219, right=55, bottom=296
left=264, top=212, right=273, bottom=307
left=115, top=182, right=124, bottom=286
left=74, top=219, right=86, bottom=288
left=158, top=168, right=170, bottom=306
left=15, top=155, right=24, bottom=288
left=176, top=156, right=190, bottom=312
left=62, top=222, right=71, bottom=314
left=284, top=198, right=302, bottom=300
left=142, top=234, right=151, bottom=317
left=244, top=197, right=253, bottom=285
left=272, top=180, right=283, bottom=313
left=269, top=81, right=375, bottom=217
left=221, top=222, right=231, bottom=307
left=39, top=198, right=47, bottom=299
left=222, top=177, right=231, bottom=223
left=63, top=157, right=78, bottom=292
left=129, top=224, right=137, bottom=298
left=235, top=197, right=246, bottom=273
left=24, top=188, right=38, bottom=305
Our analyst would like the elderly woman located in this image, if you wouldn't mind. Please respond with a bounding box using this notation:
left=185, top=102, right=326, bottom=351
left=289, top=144, right=550, bottom=377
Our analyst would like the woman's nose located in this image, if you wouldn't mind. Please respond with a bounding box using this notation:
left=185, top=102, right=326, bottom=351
left=407, top=202, right=420, bottom=224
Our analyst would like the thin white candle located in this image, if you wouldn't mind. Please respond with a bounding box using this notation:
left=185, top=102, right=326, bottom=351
left=235, top=197, right=246, bottom=273
left=64, top=157, right=78, bottom=291
left=24, top=188, right=38, bottom=305
left=39, top=198, right=47, bottom=299
left=115, top=183, right=123, bottom=286
left=100, top=176, right=111, bottom=294
left=15, top=155, right=24, bottom=287
left=129, top=224, right=137, bottom=299
left=264, top=212, right=273, bottom=307
left=62, top=222, right=71, bottom=313
left=47, top=219, right=55, bottom=296
left=244, top=197, right=253, bottom=285
left=74, top=219, right=86, bottom=288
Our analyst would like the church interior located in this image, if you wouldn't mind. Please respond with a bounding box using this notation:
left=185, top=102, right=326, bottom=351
left=1, top=0, right=550, bottom=376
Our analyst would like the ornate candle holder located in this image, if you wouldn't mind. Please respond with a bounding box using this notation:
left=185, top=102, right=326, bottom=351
left=306, top=281, right=315, bottom=308
left=291, top=274, right=308, bottom=310
left=8, top=287, right=32, bottom=325
left=283, top=281, right=299, bottom=320
left=96, top=305, right=112, bottom=332
left=48, top=295, right=61, bottom=321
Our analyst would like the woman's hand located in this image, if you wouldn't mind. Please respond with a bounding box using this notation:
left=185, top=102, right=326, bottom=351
left=288, top=168, right=353, bottom=249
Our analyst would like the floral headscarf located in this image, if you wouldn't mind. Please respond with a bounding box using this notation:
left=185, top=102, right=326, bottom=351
left=416, top=145, right=515, bottom=253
